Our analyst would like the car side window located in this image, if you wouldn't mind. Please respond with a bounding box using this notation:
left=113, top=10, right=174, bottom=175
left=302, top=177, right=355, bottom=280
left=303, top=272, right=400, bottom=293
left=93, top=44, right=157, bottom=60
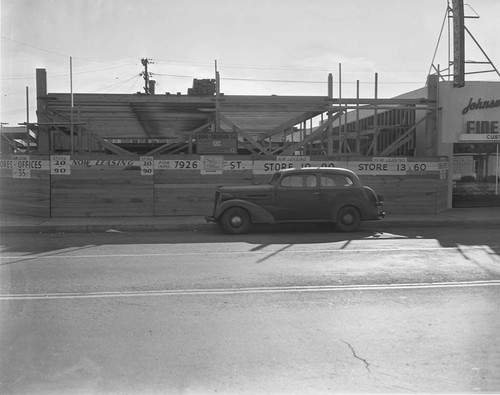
left=320, top=174, right=354, bottom=188
left=305, top=175, right=317, bottom=188
left=280, top=174, right=317, bottom=188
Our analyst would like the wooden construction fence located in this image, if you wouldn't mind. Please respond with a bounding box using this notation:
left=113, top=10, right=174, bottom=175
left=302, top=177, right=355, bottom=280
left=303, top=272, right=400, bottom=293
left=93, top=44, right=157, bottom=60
left=0, top=154, right=449, bottom=218
left=0, top=155, right=50, bottom=217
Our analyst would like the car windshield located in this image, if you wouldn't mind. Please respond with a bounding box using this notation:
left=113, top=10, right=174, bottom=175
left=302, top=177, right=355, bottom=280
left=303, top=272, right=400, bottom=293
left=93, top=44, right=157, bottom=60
left=268, top=172, right=281, bottom=185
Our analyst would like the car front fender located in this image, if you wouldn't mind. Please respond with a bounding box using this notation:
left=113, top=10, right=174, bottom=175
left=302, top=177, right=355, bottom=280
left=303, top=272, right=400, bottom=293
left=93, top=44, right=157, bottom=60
left=215, top=199, right=276, bottom=224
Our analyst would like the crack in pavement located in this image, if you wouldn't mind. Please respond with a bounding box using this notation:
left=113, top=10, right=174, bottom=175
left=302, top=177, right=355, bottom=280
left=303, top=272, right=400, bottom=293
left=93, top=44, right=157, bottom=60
left=342, top=340, right=371, bottom=373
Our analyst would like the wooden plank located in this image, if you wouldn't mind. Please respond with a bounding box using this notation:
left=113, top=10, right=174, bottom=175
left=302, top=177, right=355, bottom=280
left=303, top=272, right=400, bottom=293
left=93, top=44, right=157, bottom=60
left=0, top=160, right=50, bottom=216
left=155, top=184, right=215, bottom=216
left=50, top=159, right=154, bottom=217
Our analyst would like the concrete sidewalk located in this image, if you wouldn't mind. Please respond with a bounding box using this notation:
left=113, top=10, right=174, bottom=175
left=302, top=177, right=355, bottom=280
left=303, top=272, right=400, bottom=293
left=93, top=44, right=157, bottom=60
left=1, top=207, right=500, bottom=233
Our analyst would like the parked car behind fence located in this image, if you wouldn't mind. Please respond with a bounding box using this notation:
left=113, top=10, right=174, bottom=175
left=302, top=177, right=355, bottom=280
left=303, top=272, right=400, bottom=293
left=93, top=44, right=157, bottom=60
left=206, top=167, right=385, bottom=234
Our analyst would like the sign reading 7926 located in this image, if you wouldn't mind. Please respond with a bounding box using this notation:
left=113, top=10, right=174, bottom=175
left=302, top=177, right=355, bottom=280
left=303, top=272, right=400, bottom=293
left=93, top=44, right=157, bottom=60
left=155, top=160, right=199, bottom=170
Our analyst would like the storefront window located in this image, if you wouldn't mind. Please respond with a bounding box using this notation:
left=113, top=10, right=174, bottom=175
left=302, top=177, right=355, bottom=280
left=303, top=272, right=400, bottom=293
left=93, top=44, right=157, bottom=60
left=453, top=143, right=500, bottom=207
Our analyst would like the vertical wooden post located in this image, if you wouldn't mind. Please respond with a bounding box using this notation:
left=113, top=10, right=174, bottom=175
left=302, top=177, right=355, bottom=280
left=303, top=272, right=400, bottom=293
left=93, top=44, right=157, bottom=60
left=496, top=143, right=499, bottom=195
left=373, top=73, right=379, bottom=156
left=338, top=63, right=342, bottom=154
left=70, top=57, right=74, bottom=154
left=87, top=118, right=92, bottom=153
left=77, top=105, right=82, bottom=153
left=301, top=121, right=305, bottom=155
left=343, top=103, right=348, bottom=154
left=36, top=69, right=50, bottom=152
left=356, top=80, right=360, bottom=154
left=215, top=60, right=220, bottom=134
left=327, top=73, right=333, bottom=156
left=425, top=74, right=439, bottom=156
left=309, top=117, right=312, bottom=154
left=25, top=86, right=30, bottom=153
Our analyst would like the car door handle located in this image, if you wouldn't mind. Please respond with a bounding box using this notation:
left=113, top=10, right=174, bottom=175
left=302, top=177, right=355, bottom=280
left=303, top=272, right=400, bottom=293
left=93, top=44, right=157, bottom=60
left=313, top=192, right=320, bottom=195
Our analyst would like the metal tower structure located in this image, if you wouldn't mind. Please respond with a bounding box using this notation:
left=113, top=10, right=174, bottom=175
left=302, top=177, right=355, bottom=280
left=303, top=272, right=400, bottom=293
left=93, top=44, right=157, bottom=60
left=429, top=0, right=500, bottom=87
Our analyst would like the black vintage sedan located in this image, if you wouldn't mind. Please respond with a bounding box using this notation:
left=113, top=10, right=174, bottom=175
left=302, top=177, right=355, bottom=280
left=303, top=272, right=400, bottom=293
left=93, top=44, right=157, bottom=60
left=207, top=167, right=385, bottom=234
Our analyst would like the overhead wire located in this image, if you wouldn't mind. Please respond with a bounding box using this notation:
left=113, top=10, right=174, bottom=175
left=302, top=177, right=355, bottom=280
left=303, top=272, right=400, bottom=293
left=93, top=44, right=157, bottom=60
left=2, top=36, right=425, bottom=96
left=96, top=74, right=142, bottom=93
left=1, top=35, right=138, bottom=65
left=153, top=58, right=425, bottom=74
left=152, top=73, right=422, bottom=85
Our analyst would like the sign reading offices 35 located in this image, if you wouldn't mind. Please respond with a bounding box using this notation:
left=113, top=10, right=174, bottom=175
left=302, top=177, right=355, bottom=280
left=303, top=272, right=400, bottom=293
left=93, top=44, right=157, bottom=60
left=0, top=156, right=48, bottom=178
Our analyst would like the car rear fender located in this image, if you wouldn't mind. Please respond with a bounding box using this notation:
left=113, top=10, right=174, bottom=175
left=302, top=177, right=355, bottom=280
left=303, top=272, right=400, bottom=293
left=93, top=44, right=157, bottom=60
left=331, top=197, right=372, bottom=221
left=215, top=199, right=276, bottom=224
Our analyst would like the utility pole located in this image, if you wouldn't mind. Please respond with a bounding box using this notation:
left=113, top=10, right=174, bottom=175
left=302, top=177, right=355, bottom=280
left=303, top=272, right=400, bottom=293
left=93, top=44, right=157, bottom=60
left=141, top=58, right=154, bottom=94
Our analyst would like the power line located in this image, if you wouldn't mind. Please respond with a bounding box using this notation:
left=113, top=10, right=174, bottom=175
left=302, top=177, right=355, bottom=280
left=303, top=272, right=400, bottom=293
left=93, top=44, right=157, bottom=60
left=1, top=35, right=69, bottom=57
left=94, top=74, right=142, bottom=93
left=1, top=63, right=135, bottom=81
left=153, top=72, right=423, bottom=85
left=154, top=58, right=425, bottom=74
left=1, top=35, right=138, bottom=65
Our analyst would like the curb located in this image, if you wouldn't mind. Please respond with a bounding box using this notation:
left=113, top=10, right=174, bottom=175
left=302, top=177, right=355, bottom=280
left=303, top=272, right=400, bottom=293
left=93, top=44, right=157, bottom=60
left=2, top=218, right=500, bottom=234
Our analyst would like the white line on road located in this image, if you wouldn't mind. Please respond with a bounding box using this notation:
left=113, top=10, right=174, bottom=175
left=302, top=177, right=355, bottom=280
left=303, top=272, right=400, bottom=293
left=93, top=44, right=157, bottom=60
left=1, top=280, right=500, bottom=300
left=1, top=245, right=498, bottom=260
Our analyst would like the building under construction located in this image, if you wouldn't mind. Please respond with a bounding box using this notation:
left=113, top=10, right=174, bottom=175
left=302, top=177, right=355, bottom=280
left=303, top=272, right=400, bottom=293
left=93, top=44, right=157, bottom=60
left=1, top=0, right=499, bottom=218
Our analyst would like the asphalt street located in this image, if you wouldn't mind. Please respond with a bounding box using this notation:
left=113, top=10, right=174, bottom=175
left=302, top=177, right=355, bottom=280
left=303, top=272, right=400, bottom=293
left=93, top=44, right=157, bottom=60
left=1, top=225, right=500, bottom=394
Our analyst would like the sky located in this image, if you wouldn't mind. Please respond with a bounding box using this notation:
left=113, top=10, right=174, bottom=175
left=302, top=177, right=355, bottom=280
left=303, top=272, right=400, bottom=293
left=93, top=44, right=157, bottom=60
left=1, top=0, right=500, bottom=127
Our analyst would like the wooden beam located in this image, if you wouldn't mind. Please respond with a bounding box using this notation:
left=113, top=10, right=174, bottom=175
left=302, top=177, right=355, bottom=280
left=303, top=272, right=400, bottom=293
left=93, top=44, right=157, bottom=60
left=280, top=114, right=340, bottom=155
left=257, top=110, right=326, bottom=141
left=173, top=119, right=215, bottom=136
left=328, top=104, right=429, bottom=112
left=46, top=92, right=216, bottom=104
left=1, top=132, right=21, bottom=150
left=145, top=119, right=212, bottom=155
left=328, top=98, right=434, bottom=106
left=92, top=135, right=135, bottom=155
left=145, top=137, right=186, bottom=155
left=378, top=115, right=428, bottom=156
left=219, top=114, right=270, bottom=154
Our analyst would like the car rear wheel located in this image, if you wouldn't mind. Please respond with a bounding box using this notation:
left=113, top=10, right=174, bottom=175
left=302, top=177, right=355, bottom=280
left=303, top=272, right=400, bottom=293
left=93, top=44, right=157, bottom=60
left=336, top=206, right=361, bottom=232
left=220, top=207, right=251, bottom=234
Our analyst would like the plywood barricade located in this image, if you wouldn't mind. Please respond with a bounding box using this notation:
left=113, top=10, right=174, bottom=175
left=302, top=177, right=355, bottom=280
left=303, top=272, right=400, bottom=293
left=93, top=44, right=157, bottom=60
left=0, top=155, right=50, bottom=217
left=251, top=156, right=449, bottom=215
left=0, top=154, right=449, bottom=218
left=154, top=155, right=253, bottom=216
left=50, top=155, right=154, bottom=217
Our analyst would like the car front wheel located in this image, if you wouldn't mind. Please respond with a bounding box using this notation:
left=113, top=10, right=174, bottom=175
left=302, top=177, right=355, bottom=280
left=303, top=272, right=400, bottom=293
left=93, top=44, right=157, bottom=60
left=335, top=206, right=361, bottom=232
left=220, top=207, right=251, bottom=234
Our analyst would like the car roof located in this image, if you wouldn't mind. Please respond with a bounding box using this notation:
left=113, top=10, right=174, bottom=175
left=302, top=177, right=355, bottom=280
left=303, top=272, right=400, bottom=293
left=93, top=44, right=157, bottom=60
left=277, top=167, right=357, bottom=176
